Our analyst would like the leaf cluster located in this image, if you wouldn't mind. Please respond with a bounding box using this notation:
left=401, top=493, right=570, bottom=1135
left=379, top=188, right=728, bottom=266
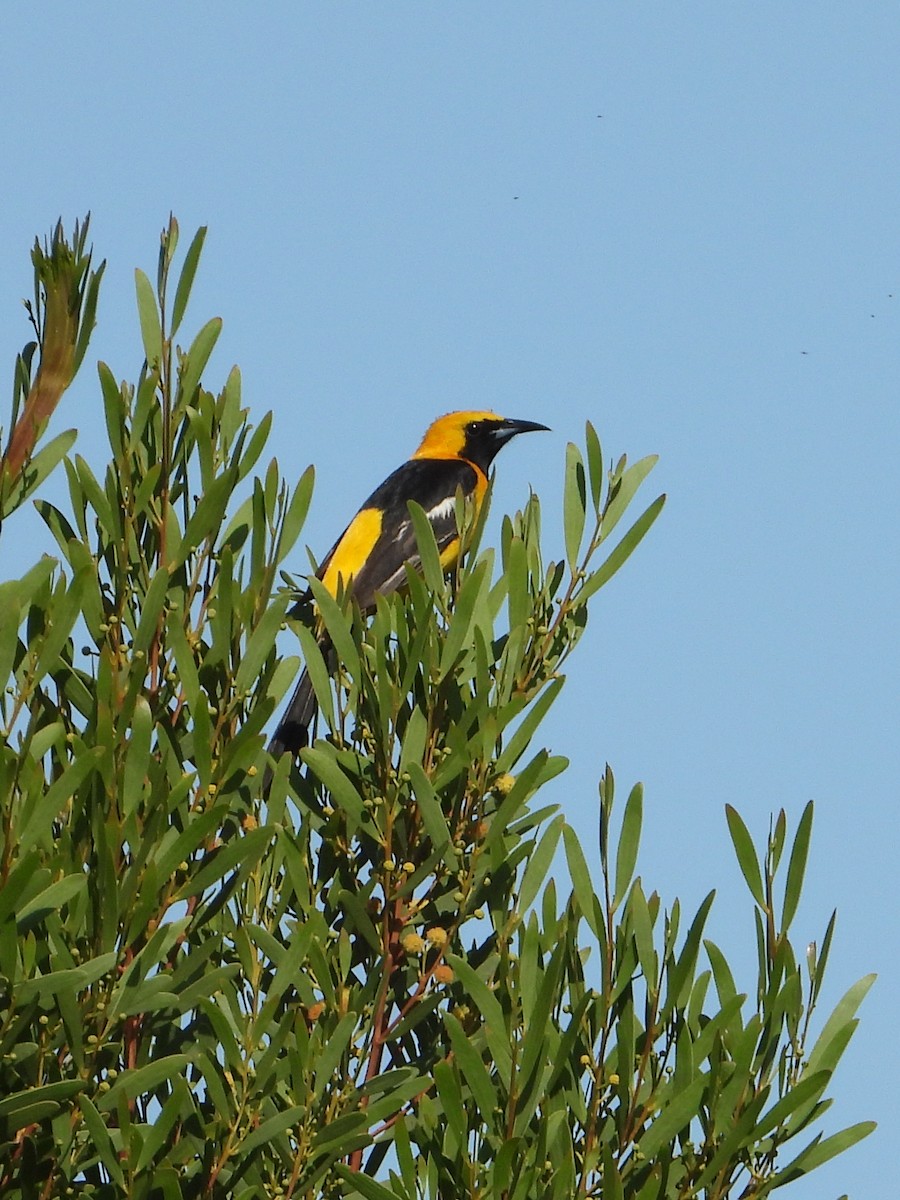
left=0, top=222, right=873, bottom=1199
left=0, top=216, right=104, bottom=525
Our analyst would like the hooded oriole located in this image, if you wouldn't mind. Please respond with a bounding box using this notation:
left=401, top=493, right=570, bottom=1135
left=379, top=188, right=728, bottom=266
left=267, top=410, right=549, bottom=763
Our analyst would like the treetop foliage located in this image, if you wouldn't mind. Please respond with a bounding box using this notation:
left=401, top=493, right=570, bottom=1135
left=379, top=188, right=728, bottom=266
left=0, top=219, right=873, bottom=1199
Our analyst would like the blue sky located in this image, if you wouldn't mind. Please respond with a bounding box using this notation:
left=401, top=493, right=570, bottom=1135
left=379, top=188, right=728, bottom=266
left=2, top=5, right=897, bottom=1193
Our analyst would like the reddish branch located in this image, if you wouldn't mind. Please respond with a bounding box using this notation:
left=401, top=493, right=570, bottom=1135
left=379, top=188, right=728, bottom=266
left=1, top=223, right=96, bottom=491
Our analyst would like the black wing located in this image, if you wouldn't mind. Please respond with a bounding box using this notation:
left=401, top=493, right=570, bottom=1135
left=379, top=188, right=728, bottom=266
left=315, top=456, right=478, bottom=610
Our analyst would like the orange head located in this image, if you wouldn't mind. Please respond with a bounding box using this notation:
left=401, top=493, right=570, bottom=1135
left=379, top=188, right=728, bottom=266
left=412, top=410, right=550, bottom=473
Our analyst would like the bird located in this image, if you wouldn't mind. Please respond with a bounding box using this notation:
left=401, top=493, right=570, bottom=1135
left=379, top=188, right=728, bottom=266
left=266, top=410, right=549, bottom=767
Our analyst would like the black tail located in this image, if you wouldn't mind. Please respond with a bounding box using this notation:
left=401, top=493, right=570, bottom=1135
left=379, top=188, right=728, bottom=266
left=268, top=668, right=318, bottom=761
left=264, top=639, right=337, bottom=789
left=263, top=669, right=317, bottom=792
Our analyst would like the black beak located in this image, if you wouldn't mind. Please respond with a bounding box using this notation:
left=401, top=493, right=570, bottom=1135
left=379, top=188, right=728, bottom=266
left=497, top=418, right=551, bottom=439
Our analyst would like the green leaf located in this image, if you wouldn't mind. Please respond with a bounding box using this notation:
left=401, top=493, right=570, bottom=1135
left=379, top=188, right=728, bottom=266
left=134, top=267, right=162, bottom=365
left=407, top=762, right=455, bottom=869
left=578, top=493, right=666, bottom=602
left=361, top=1082, right=432, bottom=1133
left=134, top=1077, right=196, bottom=1172
left=601, top=1145, right=624, bottom=1200
left=335, top=889, right=381, bottom=954
left=33, top=566, right=88, bottom=682
left=393, top=1115, right=417, bottom=1194
left=725, top=804, right=766, bottom=908
left=17, top=951, right=116, bottom=1003
left=630, top=878, right=658, bottom=995
left=407, top=499, right=446, bottom=595
left=495, top=677, right=564, bottom=772
left=278, top=464, right=315, bottom=560
left=335, top=1168, right=404, bottom=1200
left=434, top=1058, right=467, bottom=1148
left=234, top=405, right=270, bottom=484
left=519, top=813, right=563, bottom=912
left=599, top=453, right=659, bottom=543
left=177, top=826, right=272, bottom=901
left=17, top=873, right=87, bottom=932
left=637, top=1076, right=706, bottom=1158
left=133, top=567, right=170, bottom=657
left=777, top=1120, right=876, bottom=1180
left=563, top=441, right=587, bottom=568
left=6, top=428, right=78, bottom=512
left=34, top=500, right=78, bottom=560
left=446, top=955, right=512, bottom=1084
left=662, top=890, right=716, bottom=1016
left=444, top=1013, right=497, bottom=1124
left=167, top=617, right=201, bottom=716
left=313, top=1013, right=357, bottom=1094
left=235, top=594, right=288, bottom=693
left=613, top=781, right=643, bottom=909
left=100, top=361, right=124, bottom=458
left=171, top=225, right=207, bottom=335
left=804, top=973, right=876, bottom=1078
left=562, top=823, right=602, bottom=939
left=98, top=1054, right=191, bottom=1111
left=240, top=1105, right=308, bottom=1155
left=0, top=1080, right=84, bottom=1121
left=516, top=943, right=564, bottom=1106
left=74, top=453, right=115, bottom=533
left=782, top=799, right=813, bottom=932
left=18, top=747, right=104, bottom=854
left=122, top=696, right=152, bottom=816
left=704, top=938, right=739, bottom=1006
left=439, top=559, right=490, bottom=680
left=307, top=576, right=361, bottom=682
left=74, top=254, right=104, bottom=376
left=753, top=1070, right=830, bottom=1140
left=809, top=908, right=837, bottom=1006
left=79, top=1094, right=125, bottom=1186
left=179, top=317, right=222, bottom=403
left=302, top=746, right=364, bottom=823
left=169, top=469, right=233, bottom=570
left=584, top=420, right=603, bottom=513
left=504, top=532, right=529, bottom=638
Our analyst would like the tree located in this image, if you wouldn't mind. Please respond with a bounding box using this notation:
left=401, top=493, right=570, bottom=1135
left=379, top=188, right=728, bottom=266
left=0, top=220, right=874, bottom=1199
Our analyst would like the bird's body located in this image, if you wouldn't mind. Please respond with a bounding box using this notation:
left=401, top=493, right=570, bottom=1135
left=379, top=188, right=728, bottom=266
left=267, top=410, right=549, bottom=764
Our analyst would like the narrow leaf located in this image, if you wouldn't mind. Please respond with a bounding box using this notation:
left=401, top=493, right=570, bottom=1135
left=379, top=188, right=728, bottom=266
left=179, top=317, right=222, bottom=403
left=578, top=494, right=666, bottom=601
left=725, top=804, right=766, bottom=908
left=235, top=595, right=289, bottom=693
left=171, top=225, right=207, bottom=335
left=444, top=1013, right=497, bottom=1124
left=277, top=464, right=315, bottom=560
left=638, top=1077, right=707, bottom=1158
left=563, top=441, right=587, bottom=568
left=519, top=814, right=564, bottom=912
left=613, top=781, right=643, bottom=909
left=407, top=763, right=455, bottom=868
left=599, top=453, right=659, bottom=543
left=782, top=800, right=814, bottom=932
left=134, top=268, right=162, bottom=365
left=805, top=974, right=876, bottom=1077
left=407, top=499, right=445, bottom=595
left=563, top=823, right=602, bottom=939
left=585, top=420, right=603, bottom=513
left=302, top=747, right=364, bottom=823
